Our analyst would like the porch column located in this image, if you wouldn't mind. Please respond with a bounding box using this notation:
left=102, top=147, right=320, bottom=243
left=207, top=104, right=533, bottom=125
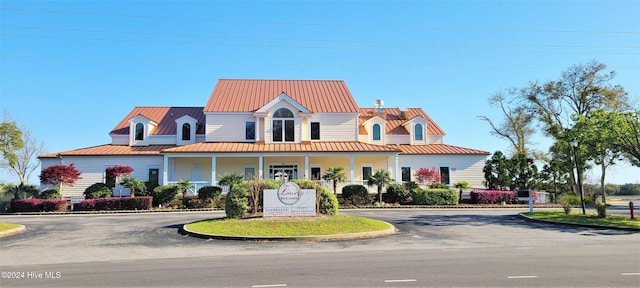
left=256, top=117, right=261, bottom=142
left=258, top=156, right=264, bottom=179
left=211, top=156, right=217, bottom=185
left=304, top=155, right=309, bottom=180
left=162, top=155, right=169, bottom=185
left=349, top=154, right=355, bottom=184
left=395, top=154, right=400, bottom=184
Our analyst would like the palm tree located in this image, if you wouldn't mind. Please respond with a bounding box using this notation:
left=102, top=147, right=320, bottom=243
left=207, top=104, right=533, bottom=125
left=218, top=173, right=244, bottom=191
left=322, top=166, right=346, bottom=195
left=453, top=181, right=470, bottom=204
left=119, top=177, right=146, bottom=198
left=368, top=169, right=392, bottom=204
left=176, top=179, right=194, bottom=207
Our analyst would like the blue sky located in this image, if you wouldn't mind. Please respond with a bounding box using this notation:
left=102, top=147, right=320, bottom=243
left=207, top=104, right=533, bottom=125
left=1, top=0, right=639, bottom=185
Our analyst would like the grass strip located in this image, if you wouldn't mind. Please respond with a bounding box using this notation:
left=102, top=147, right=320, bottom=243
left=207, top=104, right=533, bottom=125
left=0, top=222, right=21, bottom=232
left=185, top=214, right=391, bottom=237
left=524, top=211, right=640, bottom=229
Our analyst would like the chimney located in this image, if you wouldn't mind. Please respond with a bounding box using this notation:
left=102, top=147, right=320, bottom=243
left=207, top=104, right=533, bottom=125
left=373, top=100, right=386, bottom=119
left=398, top=107, right=408, bottom=120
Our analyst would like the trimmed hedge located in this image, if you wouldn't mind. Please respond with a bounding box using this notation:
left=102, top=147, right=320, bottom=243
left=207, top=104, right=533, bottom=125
left=74, top=196, right=153, bottom=211
left=197, top=186, right=222, bottom=200
left=386, top=183, right=410, bottom=203
left=319, top=188, right=339, bottom=215
left=84, top=183, right=113, bottom=199
left=10, top=199, right=70, bottom=212
left=470, top=189, right=518, bottom=204
left=152, top=185, right=179, bottom=207
left=39, top=188, right=61, bottom=199
left=411, top=188, right=458, bottom=205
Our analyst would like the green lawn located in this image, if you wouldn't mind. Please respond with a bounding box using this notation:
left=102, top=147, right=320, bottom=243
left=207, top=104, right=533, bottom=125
left=185, top=214, right=392, bottom=237
left=0, top=222, right=21, bottom=232
left=524, top=211, right=640, bottom=229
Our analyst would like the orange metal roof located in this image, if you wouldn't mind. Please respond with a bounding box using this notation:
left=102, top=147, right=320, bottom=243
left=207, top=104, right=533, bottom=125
left=39, top=145, right=172, bottom=158
left=110, top=107, right=205, bottom=135
left=359, top=108, right=446, bottom=135
left=204, top=79, right=360, bottom=113
left=163, top=142, right=400, bottom=153
left=396, top=144, right=489, bottom=155
left=40, top=143, right=488, bottom=158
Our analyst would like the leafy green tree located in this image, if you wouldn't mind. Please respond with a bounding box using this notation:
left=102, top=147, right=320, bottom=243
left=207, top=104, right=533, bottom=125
left=119, top=177, right=147, bottom=197
left=218, top=172, right=244, bottom=191
left=523, top=61, right=629, bottom=203
left=609, top=111, right=640, bottom=167
left=322, top=166, right=347, bottom=195
left=539, top=157, right=571, bottom=199
left=483, top=151, right=512, bottom=190
left=509, top=153, right=539, bottom=190
left=368, top=169, right=392, bottom=204
left=479, top=89, right=536, bottom=156
left=176, top=179, right=194, bottom=207
left=0, top=120, right=24, bottom=169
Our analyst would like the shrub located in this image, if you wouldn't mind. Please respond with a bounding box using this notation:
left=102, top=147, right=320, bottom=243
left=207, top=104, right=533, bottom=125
left=386, top=184, right=410, bottom=203
left=470, top=189, right=518, bottom=204
left=84, top=183, right=113, bottom=199
left=411, top=188, right=458, bottom=205
left=595, top=202, right=606, bottom=218
left=74, top=197, right=153, bottom=211
left=341, top=184, right=370, bottom=206
left=197, top=186, right=222, bottom=200
left=403, top=181, right=419, bottom=193
left=225, top=186, right=249, bottom=219
left=557, top=194, right=580, bottom=215
left=39, top=188, right=61, bottom=199
left=10, top=199, right=70, bottom=212
left=319, top=188, right=339, bottom=215
left=152, top=185, right=179, bottom=207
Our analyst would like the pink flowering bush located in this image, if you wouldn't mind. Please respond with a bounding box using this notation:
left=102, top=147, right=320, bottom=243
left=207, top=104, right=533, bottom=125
left=11, top=199, right=70, bottom=212
left=74, top=197, right=153, bottom=211
left=470, top=189, right=518, bottom=204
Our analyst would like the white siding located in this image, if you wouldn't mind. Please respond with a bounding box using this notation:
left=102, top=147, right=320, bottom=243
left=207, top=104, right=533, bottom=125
left=309, top=113, right=358, bottom=141
left=206, top=113, right=255, bottom=142
left=427, top=135, right=444, bottom=144
left=399, top=154, right=486, bottom=188
left=45, top=156, right=164, bottom=198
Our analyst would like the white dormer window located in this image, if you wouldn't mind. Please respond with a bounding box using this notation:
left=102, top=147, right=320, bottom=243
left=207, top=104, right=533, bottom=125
left=414, top=123, right=423, bottom=141
left=129, top=115, right=155, bottom=146
left=181, top=123, right=191, bottom=140
left=135, top=123, right=144, bottom=141
left=372, top=124, right=381, bottom=141
left=176, top=115, right=198, bottom=146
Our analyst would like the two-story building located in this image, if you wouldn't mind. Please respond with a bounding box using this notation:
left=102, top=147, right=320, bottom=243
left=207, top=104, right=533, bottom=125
left=40, top=79, right=489, bottom=197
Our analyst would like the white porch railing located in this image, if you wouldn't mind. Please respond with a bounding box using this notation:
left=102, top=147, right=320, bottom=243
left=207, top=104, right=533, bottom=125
left=166, top=181, right=230, bottom=195
left=165, top=180, right=384, bottom=195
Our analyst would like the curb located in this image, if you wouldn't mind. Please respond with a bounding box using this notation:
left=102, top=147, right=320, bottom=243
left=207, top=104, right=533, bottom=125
left=518, top=213, right=640, bottom=231
left=182, top=221, right=397, bottom=242
left=0, top=225, right=26, bottom=237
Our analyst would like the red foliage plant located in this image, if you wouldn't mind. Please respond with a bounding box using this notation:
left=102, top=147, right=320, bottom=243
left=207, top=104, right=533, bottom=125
left=106, top=165, right=134, bottom=179
left=414, top=167, right=441, bottom=185
left=39, top=164, right=82, bottom=193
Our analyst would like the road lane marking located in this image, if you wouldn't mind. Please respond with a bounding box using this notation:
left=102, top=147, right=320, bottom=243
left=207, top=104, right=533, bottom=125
left=507, top=275, right=538, bottom=279
left=384, top=279, right=417, bottom=283
left=621, top=272, right=640, bottom=276
left=252, top=284, right=287, bottom=288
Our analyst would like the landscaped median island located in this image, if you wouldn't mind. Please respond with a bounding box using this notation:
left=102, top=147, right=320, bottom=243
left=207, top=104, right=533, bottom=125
left=521, top=211, right=640, bottom=230
left=0, top=222, right=24, bottom=237
left=183, top=214, right=396, bottom=241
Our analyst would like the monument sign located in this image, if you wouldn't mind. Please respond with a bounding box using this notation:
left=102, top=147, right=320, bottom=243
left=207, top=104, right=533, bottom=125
left=264, top=182, right=316, bottom=216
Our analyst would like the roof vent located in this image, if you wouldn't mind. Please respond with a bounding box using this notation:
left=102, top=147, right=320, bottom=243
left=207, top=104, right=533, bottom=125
left=373, top=100, right=386, bottom=119
left=398, top=107, right=408, bottom=120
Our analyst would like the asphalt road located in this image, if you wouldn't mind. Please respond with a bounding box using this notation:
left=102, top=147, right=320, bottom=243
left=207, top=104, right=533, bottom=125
left=1, top=209, right=639, bottom=287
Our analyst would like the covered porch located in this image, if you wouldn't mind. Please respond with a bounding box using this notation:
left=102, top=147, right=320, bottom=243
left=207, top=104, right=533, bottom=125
left=162, top=153, right=400, bottom=195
